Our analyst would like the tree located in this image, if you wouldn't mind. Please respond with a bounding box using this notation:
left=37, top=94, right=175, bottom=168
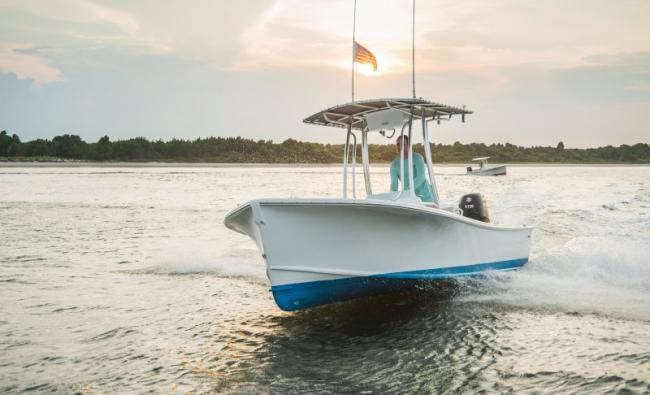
left=94, top=135, right=113, bottom=160
left=1, top=131, right=649, bottom=163
left=25, top=139, right=51, bottom=156
left=0, top=132, right=24, bottom=156
left=0, top=131, right=11, bottom=155
left=52, top=134, right=86, bottom=158
left=8, top=134, right=23, bottom=155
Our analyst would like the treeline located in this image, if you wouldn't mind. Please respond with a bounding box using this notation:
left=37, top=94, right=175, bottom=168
left=1, top=130, right=649, bottom=163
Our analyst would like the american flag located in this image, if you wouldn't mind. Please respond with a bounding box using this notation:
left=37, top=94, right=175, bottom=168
left=353, top=41, right=377, bottom=72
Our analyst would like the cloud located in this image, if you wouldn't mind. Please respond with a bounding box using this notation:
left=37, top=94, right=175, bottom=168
left=562, top=52, right=650, bottom=95
left=584, top=52, right=650, bottom=68
left=0, top=0, right=141, bottom=36
left=0, top=45, right=62, bottom=85
left=0, top=0, right=171, bottom=75
left=231, top=0, right=447, bottom=73
left=232, top=0, right=650, bottom=78
left=75, top=0, right=140, bottom=36
left=0, top=0, right=175, bottom=84
left=72, top=0, right=172, bottom=54
left=229, top=0, right=537, bottom=72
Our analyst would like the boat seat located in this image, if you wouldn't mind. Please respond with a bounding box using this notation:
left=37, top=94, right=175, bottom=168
left=367, top=192, right=422, bottom=205
left=440, top=205, right=463, bottom=215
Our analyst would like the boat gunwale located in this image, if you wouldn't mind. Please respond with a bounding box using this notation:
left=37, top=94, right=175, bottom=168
left=223, top=197, right=532, bottom=233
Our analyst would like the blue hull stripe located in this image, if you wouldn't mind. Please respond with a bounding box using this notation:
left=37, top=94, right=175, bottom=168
left=271, top=258, right=528, bottom=311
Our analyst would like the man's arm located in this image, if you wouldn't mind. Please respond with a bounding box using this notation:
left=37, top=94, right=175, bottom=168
left=413, top=154, right=428, bottom=188
left=390, top=161, right=398, bottom=191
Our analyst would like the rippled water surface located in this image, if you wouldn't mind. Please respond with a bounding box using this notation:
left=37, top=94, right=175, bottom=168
left=1, top=164, right=649, bottom=394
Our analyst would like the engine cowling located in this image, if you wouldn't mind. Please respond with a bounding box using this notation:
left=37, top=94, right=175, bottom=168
left=459, top=193, right=490, bottom=223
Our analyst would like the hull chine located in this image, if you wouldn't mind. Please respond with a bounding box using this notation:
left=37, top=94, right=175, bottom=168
left=271, top=258, right=528, bottom=311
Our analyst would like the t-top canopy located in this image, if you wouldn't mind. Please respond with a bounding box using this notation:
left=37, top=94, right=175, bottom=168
left=303, top=97, right=472, bottom=130
left=472, top=157, right=490, bottom=161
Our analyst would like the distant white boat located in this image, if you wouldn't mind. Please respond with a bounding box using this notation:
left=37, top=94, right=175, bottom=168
left=467, top=157, right=507, bottom=176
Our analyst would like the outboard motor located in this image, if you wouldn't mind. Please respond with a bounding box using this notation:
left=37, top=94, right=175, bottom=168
left=459, top=193, right=490, bottom=223
left=466, top=166, right=472, bottom=172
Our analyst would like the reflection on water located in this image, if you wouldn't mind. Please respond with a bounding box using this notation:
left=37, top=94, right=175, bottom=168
left=1, top=165, right=649, bottom=393
left=206, top=287, right=475, bottom=393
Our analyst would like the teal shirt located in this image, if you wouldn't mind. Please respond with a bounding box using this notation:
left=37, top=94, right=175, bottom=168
left=390, top=152, right=434, bottom=202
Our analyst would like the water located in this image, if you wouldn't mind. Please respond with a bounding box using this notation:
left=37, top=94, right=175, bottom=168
left=1, top=164, right=649, bottom=394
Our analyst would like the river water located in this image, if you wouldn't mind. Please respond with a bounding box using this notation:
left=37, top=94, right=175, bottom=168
left=1, top=164, right=649, bottom=394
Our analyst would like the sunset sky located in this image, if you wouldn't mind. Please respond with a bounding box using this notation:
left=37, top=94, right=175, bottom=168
left=1, top=0, right=649, bottom=147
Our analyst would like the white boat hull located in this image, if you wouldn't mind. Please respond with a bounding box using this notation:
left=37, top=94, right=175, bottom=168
left=224, top=198, right=531, bottom=311
left=467, top=165, right=507, bottom=176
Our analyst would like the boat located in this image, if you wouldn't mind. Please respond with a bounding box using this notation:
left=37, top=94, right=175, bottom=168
left=466, top=157, right=507, bottom=176
left=224, top=98, right=532, bottom=311
left=223, top=1, right=531, bottom=311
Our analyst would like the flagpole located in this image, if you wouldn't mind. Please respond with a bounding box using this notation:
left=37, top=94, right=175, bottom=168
left=412, top=0, right=416, bottom=99
left=351, top=0, right=357, bottom=103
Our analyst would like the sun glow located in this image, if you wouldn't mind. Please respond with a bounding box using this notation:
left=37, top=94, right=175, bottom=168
left=356, top=62, right=377, bottom=76
left=338, top=51, right=401, bottom=76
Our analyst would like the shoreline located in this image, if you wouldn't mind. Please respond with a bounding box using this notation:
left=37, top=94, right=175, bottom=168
left=0, top=161, right=648, bottom=168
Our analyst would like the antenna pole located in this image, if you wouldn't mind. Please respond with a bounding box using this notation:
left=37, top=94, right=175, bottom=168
left=412, top=0, right=416, bottom=98
left=351, top=0, right=357, bottom=103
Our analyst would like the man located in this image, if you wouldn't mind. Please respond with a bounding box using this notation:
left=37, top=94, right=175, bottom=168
left=390, top=135, right=434, bottom=202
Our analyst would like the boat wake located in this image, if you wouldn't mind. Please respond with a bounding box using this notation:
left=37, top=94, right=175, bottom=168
left=125, top=241, right=267, bottom=284
left=134, top=258, right=266, bottom=283
left=460, top=237, right=650, bottom=321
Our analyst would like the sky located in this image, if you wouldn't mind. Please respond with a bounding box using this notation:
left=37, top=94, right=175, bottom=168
left=0, top=0, right=649, bottom=147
